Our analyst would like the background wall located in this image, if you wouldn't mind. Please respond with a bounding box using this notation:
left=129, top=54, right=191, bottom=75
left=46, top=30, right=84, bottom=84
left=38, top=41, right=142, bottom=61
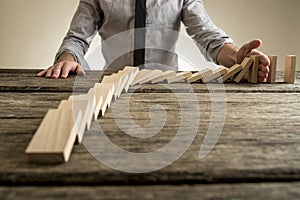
left=0, top=0, right=299, bottom=70
left=0, top=0, right=78, bottom=69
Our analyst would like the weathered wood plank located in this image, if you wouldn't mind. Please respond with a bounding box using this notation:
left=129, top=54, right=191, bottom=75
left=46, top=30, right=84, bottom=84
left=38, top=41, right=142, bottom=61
left=0, top=93, right=300, bottom=185
left=0, top=70, right=299, bottom=93
left=0, top=69, right=42, bottom=74
left=0, top=93, right=71, bottom=119
left=0, top=71, right=106, bottom=92
left=1, top=183, right=300, bottom=200
left=0, top=119, right=41, bottom=134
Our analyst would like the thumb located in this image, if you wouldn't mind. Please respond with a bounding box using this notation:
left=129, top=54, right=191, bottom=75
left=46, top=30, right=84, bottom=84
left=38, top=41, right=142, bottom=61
left=237, top=39, right=262, bottom=63
left=241, top=39, right=262, bottom=54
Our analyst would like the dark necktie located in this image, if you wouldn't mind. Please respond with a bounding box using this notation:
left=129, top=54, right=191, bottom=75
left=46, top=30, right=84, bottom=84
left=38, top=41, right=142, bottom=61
left=134, top=0, right=147, bottom=68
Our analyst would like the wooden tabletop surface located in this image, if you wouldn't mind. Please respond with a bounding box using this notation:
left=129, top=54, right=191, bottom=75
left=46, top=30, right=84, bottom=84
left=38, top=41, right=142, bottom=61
left=1, top=69, right=300, bottom=200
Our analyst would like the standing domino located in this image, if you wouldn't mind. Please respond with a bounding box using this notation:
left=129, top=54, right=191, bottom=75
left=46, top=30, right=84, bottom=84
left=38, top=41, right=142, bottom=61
left=267, top=55, right=277, bottom=84
left=284, top=55, right=297, bottom=84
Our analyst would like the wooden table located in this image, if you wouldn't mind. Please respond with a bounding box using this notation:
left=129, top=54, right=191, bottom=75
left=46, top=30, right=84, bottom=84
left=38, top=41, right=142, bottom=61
left=1, top=69, right=300, bottom=199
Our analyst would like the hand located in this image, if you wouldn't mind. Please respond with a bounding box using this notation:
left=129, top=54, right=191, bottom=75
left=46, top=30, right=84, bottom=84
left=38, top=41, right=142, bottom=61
left=36, top=53, right=85, bottom=79
left=237, top=39, right=270, bottom=82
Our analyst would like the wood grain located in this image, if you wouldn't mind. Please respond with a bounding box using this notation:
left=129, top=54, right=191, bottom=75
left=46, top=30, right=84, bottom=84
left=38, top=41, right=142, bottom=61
left=1, top=93, right=300, bottom=185
left=1, top=69, right=300, bottom=199
left=1, top=183, right=300, bottom=200
left=0, top=93, right=70, bottom=119
left=0, top=70, right=106, bottom=92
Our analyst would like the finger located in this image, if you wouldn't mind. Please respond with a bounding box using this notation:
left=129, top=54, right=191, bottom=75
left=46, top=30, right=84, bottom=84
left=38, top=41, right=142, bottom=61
left=61, top=64, right=72, bottom=79
left=45, top=66, right=55, bottom=78
left=36, top=69, right=47, bottom=77
left=257, top=77, right=266, bottom=83
left=259, top=64, right=269, bottom=74
left=258, top=69, right=267, bottom=83
left=251, top=51, right=270, bottom=67
left=51, top=63, right=63, bottom=79
left=260, top=54, right=270, bottom=67
left=258, top=71, right=268, bottom=79
left=75, top=64, right=85, bottom=76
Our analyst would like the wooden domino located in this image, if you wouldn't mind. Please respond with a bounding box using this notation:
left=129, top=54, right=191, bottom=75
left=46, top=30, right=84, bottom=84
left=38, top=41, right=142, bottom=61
left=218, top=64, right=242, bottom=83
left=68, top=95, right=92, bottom=143
left=202, top=67, right=228, bottom=83
left=86, top=88, right=97, bottom=130
left=114, top=73, right=129, bottom=98
left=267, top=55, right=277, bottom=84
left=93, top=83, right=114, bottom=119
left=102, top=73, right=128, bottom=100
left=234, top=58, right=254, bottom=83
left=138, top=70, right=163, bottom=84
left=115, top=72, right=129, bottom=97
left=25, top=108, right=82, bottom=163
left=101, top=76, right=117, bottom=100
left=102, top=73, right=128, bottom=99
left=119, top=66, right=139, bottom=92
left=131, top=69, right=153, bottom=86
left=248, top=55, right=260, bottom=84
left=151, top=70, right=176, bottom=84
left=61, top=98, right=86, bottom=143
left=167, top=71, right=192, bottom=83
left=186, top=69, right=213, bottom=83
left=92, top=85, right=103, bottom=120
left=284, top=55, right=297, bottom=83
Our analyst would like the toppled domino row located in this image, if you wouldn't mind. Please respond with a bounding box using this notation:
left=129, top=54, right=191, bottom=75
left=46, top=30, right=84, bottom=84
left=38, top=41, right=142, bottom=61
left=25, top=55, right=296, bottom=163
left=130, top=55, right=296, bottom=85
left=25, top=67, right=140, bottom=163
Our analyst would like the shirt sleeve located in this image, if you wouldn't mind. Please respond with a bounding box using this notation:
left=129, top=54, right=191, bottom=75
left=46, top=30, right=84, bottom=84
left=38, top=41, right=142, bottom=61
left=55, top=0, right=101, bottom=69
left=182, top=0, right=234, bottom=64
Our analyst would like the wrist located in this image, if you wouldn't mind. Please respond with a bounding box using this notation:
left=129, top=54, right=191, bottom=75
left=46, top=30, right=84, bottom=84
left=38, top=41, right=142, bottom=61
left=217, top=43, right=238, bottom=68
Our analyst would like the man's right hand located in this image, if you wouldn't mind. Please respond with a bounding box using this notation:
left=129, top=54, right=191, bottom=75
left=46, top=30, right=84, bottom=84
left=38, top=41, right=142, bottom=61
left=36, top=53, right=85, bottom=79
